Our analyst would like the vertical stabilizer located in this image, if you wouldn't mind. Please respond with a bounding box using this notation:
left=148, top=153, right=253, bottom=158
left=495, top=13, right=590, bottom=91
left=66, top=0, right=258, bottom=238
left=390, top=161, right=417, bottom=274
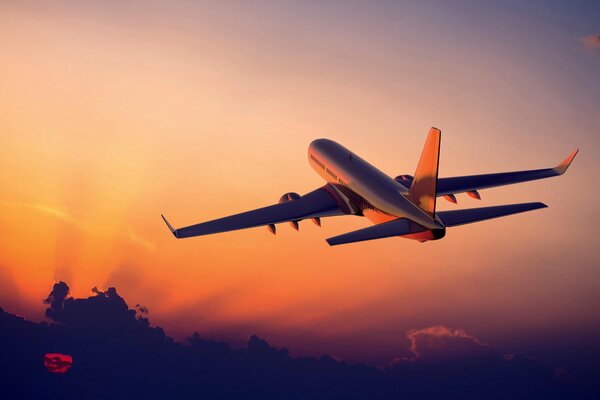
left=408, top=127, right=441, bottom=217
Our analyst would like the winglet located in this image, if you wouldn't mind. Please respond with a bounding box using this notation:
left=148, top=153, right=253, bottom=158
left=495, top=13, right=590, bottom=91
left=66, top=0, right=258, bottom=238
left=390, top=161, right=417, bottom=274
left=553, top=149, right=579, bottom=175
left=161, top=214, right=179, bottom=238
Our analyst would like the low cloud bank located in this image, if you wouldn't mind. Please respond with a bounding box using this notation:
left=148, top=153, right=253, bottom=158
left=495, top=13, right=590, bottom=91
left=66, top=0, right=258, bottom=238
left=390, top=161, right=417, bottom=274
left=0, top=282, right=588, bottom=399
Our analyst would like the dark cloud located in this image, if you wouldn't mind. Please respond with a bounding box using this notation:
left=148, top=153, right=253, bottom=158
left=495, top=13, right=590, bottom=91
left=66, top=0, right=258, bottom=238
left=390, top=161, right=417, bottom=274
left=135, top=304, right=149, bottom=315
left=580, top=34, right=600, bottom=50
left=386, top=325, right=584, bottom=399
left=0, top=283, right=593, bottom=399
left=43, top=281, right=70, bottom=322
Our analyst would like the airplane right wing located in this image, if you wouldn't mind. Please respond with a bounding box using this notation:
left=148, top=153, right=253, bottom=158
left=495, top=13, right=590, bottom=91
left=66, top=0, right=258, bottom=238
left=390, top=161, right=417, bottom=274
left=162, top=185, right=349, bottom=239
left=436, top=149, right=578, bottom=197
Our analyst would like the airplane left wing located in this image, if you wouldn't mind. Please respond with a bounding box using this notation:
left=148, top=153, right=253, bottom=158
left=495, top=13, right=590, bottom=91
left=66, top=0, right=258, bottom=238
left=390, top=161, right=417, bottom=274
left=162, top=186, right=346, bottom=239
left=436, top=149, right=578, bottom=197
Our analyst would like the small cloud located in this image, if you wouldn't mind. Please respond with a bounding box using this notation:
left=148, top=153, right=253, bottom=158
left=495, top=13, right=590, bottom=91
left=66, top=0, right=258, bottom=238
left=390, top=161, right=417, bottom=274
left=580, top=34, right=600, bottom=50
left=404, top=325, right=494, bottom=361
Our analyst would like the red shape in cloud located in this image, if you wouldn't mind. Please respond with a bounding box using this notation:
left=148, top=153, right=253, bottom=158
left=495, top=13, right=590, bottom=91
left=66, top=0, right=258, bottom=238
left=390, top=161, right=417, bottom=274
left=44, top=353, right=73, bottom=373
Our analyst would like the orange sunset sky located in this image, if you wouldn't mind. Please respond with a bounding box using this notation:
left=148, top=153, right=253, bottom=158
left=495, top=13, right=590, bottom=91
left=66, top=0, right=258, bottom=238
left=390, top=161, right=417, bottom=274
left=1, top=1, right=599, bottom=363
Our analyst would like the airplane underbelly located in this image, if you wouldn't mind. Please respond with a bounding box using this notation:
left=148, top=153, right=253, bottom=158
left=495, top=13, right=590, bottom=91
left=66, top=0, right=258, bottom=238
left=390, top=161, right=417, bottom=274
left=402, top=228, right=446, bottom=242
left=363, top=209, right=397, bottom=224
left=363, top=209, right=446, bottom=242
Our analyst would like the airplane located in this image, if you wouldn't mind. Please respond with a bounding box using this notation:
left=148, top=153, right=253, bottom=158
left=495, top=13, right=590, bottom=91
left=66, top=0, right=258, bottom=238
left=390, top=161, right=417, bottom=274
left=162, top=128, right=578, bottom=245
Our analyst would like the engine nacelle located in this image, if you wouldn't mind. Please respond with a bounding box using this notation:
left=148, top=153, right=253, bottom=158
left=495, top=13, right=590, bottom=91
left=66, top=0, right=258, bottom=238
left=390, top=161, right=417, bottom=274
left=279, top=192, right=301, bottom=203
left=394, top=175, right=413, bottom=189
left=278, top=192, right=302, bottom=230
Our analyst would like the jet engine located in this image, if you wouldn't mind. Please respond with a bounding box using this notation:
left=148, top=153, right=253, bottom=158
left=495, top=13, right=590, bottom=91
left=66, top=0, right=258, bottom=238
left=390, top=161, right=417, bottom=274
left=394, top=175, right=413, bottom=189
left=279, top=192, right=301, bottom=203
left=278, top=192, right=301, bottom=231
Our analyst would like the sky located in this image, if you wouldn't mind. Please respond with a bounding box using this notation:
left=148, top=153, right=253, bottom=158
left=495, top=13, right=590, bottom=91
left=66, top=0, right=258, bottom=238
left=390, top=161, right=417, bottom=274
left=0, top=0, right=599, bottom=369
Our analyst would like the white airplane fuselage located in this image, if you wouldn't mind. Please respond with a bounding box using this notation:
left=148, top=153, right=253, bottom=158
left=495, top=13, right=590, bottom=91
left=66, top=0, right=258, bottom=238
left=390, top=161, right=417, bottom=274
left=308, top=139, right=445, bottom=241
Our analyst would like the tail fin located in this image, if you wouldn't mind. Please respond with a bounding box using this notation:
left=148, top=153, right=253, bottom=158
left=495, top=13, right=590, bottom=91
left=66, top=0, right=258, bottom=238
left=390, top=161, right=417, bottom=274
left=408, top=127, right=441, bottom=217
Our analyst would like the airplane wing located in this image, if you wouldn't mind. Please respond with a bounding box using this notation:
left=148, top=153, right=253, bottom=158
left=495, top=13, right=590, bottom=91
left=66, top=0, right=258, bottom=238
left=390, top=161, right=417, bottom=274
left=161, top=186, right=347, bottom=239
left=436, top=149, right=578, bottom=197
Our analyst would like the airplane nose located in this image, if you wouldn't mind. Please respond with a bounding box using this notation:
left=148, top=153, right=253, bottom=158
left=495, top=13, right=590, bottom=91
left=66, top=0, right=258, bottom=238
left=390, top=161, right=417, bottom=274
left=309, top=139, right=344, bottom=157
left=309, top=138, right=330, bottom=151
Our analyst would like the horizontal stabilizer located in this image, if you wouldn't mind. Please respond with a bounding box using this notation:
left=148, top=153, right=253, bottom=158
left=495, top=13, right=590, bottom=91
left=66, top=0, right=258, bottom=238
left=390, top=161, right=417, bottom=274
left=438, top=202, right=547, bottom=227
left=326, top=218, right=426, bottom=246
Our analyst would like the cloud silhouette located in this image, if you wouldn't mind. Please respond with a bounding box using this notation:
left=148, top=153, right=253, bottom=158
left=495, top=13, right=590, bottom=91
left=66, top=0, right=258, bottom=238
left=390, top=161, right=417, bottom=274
left=385, top=325, right=583, bottom=399
left=43, top=281, right=70, bottom=322
left=580, top=34, right=600, bottom=50
left=0, top=282, right=590, bottom=399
